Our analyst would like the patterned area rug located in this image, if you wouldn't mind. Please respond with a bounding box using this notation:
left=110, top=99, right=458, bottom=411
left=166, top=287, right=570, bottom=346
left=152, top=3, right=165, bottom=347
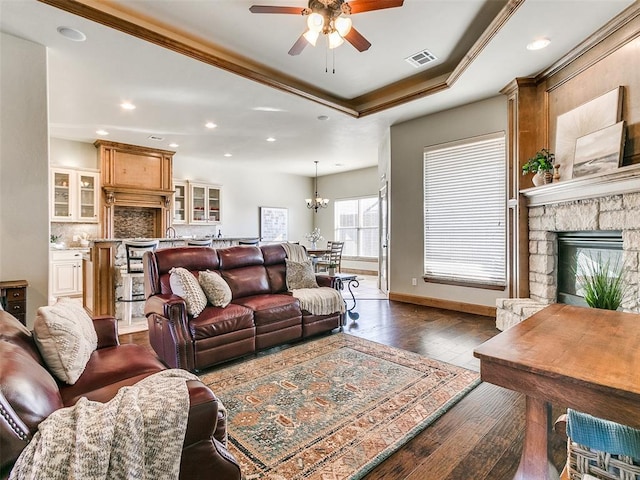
left=199, top=333, right=480, bottom=480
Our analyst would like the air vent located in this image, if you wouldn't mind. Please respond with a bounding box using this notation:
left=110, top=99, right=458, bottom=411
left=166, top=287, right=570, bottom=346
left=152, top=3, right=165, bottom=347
left=405, top=49, right=437, bottom=68
left=148, top=135, right=164, bottom=141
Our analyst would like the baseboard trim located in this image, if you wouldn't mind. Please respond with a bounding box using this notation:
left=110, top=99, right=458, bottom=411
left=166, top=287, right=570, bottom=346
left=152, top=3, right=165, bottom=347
left=341, top=268, right=377, bottom=276
left=388, top=292, right=496, bottom=318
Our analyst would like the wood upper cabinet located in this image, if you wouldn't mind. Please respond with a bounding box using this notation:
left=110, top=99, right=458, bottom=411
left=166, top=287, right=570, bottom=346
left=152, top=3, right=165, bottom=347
left=51, top=168, right=100, bottom=223
left=94, top=140, right=175, bottom=238
left=188, top=182, right=221, bottom=224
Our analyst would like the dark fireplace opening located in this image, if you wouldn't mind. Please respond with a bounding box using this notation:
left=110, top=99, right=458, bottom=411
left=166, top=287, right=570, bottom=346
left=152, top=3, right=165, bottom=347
left=557, top=230, right=623, bottom=306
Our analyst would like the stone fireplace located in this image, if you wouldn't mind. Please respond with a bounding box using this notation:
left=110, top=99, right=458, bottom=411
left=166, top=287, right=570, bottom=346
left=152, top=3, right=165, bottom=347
left=497, top=165, right=640, bottom=330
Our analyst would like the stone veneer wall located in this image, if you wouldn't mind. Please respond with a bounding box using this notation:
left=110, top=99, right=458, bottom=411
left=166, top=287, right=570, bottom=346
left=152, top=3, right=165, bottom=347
left=497, top=192, right=640, bottom=330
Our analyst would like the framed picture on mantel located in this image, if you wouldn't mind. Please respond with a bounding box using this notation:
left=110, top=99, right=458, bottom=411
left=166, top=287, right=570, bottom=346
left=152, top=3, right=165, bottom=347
left=260, top=207, right=288, bottom=242
left=572, top=121, right=626, bottom=178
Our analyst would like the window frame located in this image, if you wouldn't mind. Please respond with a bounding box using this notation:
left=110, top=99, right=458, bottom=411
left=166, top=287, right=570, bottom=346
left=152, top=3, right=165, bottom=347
left=334, top=195, right=380, bottom=260
left=422, top=131, right=507, bottom=290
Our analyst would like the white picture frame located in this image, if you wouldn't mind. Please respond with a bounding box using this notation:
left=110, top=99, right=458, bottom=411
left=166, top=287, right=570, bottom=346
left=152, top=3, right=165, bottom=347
left=572, top=121, right=626, bottom=178
left=259, top=207, right=288, bottom=242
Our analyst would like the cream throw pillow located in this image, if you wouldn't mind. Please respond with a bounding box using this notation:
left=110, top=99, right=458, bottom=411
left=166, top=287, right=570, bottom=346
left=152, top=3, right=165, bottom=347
left=285, top=259, right=319, bottom=290
left=199, top=270, right=232, bottom=308
left=169, top=267, right=207, bottom=317
left=33, top=297, right=98, bottom=385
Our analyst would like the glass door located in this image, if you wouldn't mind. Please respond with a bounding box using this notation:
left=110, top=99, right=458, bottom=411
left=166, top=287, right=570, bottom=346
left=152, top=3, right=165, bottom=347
left=190, top=184, right=207, bottom=223
left=173, top=181, right=187, bottom=224
left=208, top=186, right=220, bottom=223
left=78, top=173, right=98, bottom=221
left=52, top=170, right=72, bottom=220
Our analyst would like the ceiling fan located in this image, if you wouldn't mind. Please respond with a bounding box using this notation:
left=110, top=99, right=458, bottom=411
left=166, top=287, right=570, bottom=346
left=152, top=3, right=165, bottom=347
left=249, top=0, right=404, bottom=55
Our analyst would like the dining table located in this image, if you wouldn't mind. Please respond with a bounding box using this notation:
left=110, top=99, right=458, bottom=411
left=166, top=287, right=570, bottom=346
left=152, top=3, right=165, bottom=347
left=473, top=303, right=640, bottom=480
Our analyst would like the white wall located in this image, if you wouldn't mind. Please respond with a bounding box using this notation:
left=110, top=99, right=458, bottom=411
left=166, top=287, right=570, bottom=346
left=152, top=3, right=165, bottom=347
left=0, top=33, right=50, bottom=325
left=173, top=156, right=314, bottom=242
left=390, top=95, right=508, bottom=307
left=312, top=167, right=379, bottom=272
left=50, top=138, right=99, bottom=170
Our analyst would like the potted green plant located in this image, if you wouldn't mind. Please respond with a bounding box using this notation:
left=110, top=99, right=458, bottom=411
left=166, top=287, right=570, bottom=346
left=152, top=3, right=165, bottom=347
left=575, top=252, right=630, bottom=310
left=522, top=148, right=555, bottom=186
left=328, top=263, right=337, bottom=276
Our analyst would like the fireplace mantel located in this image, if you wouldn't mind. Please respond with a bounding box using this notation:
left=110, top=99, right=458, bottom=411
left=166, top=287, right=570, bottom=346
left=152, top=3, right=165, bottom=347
left=521, top=163, right=640, bottom=207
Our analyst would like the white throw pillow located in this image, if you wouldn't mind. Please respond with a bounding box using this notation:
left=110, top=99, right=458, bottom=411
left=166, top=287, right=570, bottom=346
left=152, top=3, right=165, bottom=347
left=33, top=297, right=98, bottom=385
left=169, top=267, right=207, bottom=317
left=285, top=259, right=319, bottom=290
left=199, top=270, right=232, bottom=308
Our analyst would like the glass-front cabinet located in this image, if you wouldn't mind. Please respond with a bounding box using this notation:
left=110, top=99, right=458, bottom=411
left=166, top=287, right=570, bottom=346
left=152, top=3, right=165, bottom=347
left=172, top=180, right=188, bottom=224
left=51, top=168, right=99, bottom=222
left=188, top=182, right=221, bottom=224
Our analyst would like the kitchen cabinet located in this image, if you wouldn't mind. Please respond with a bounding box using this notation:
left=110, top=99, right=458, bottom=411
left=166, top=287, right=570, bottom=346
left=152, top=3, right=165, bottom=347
left=50, top=249, right=87, bottom=297
left=51, top=168, right=100, bottom=222
left=172, top=180, right=188, bottom=224
left=188, top=182, right=221, bottom=224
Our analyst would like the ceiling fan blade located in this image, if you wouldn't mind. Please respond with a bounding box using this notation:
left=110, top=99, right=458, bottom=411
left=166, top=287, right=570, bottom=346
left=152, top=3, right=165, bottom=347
left=344, top=27, right=371, bottom=52
left=288, top=34, right=309, bottom=56
left=249, top=5, right=306, bottom=14
left=346, top=0, right=404, bottom=14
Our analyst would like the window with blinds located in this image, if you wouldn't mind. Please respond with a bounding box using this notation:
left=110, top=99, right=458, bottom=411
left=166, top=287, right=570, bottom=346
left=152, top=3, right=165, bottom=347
left=423, top=132, right=506, bottom=288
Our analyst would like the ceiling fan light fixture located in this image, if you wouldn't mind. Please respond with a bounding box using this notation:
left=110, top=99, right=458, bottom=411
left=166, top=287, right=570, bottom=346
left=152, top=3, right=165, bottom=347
left=307, top=12, right=324, bottom=32
left=303, top=29, right=320, bottom=46
left=334, top=16, right=352, bottom=37
left=328, top=30, right=344, bottom=49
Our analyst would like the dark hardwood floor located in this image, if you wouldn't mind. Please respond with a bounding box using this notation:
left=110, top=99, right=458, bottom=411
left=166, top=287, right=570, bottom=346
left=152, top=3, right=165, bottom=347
left=119, top=299, right=568, bottom=479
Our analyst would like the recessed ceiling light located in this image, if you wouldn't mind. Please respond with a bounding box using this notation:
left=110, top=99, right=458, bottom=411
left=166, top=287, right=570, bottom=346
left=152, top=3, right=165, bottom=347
left=205, top=122, right=217, bottom=129
left=57, top=26, right=86, bottom=42
left=120, top=102, right=136, bottom=110
left=224, top=153, right=232, bottom=157
left=96, top=129, right=109, bottom=136
left=253, top=107, right=284, bottom=112
left=317, top=115, right=329, bottom=121
left=266, top=137, right=276, bottom=142
left=526, top=37, right=551, bottom=51
left=169, top=143, right=179, bottom=148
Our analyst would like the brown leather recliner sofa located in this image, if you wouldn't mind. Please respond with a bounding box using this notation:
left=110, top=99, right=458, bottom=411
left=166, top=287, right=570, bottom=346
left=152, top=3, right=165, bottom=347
left=0, top=311, right=241, bottom=480
left=143, top=243, right=343, bottom=372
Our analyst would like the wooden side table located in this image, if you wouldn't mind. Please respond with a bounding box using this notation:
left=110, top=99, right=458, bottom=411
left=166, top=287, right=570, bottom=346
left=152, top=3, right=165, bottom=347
left=0, top=280, right=28, bottom=325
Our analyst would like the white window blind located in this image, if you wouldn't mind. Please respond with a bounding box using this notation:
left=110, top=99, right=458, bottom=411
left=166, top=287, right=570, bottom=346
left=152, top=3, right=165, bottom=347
left=423, top=132, right=506, bottom=287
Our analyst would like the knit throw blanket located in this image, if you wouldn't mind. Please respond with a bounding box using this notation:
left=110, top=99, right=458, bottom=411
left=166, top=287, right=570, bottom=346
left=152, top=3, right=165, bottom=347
left=281, top=243, right=345, bottom=315
left=10, top=369, right=198, bottom=480
left=292, top=287, right=346, bottom=315
left=281, top=242, right=308, bottom=262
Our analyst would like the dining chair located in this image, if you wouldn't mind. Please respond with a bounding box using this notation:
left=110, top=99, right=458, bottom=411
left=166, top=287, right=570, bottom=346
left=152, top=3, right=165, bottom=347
left=315, top=241, right=344, bottom=273
left=187, top=238, right=213, bottom=246
left=120, top=239, right=159, bottom=325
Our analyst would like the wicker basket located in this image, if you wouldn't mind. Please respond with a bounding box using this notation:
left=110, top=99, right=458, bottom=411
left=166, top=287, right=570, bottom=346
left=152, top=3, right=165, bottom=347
left=567, top=439, right=640, bottom=480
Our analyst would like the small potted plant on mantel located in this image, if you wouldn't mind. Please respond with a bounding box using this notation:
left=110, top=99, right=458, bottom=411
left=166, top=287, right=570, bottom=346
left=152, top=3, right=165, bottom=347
left=522, top=148, right=555, bottom=186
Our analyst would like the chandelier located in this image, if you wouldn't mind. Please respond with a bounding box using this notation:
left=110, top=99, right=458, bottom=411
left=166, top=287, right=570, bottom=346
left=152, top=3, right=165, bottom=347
left=306, top=161, right=329, bottom=212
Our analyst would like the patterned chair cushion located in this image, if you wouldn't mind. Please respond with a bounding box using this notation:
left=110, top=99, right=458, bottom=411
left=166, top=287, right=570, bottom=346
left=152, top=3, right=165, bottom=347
left=285, top=259, right=318, bottom=290
left=199, top=270, right=232, bottom=308
left=169, top=267, right=207, bottom=317
left=33, top=297, right=98, bottom=384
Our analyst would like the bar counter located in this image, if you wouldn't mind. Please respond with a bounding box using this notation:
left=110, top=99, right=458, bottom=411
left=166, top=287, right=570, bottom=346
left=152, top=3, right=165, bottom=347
left=82, top=237, right=258, bottom=319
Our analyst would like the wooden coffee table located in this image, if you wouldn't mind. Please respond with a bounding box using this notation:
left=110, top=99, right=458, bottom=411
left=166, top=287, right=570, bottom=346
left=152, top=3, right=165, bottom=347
left=474, top=304, right=640, bottom=480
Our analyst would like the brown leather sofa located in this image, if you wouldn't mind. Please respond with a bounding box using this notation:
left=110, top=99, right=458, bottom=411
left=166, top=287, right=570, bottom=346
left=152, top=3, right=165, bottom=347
left=0, top=311, right=241, bottom=480
left=144, top=243, right=343, bottom=372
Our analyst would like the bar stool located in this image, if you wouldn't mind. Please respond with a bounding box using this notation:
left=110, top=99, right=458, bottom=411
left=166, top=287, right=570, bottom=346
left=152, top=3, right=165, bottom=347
left=238, top=239, right=259, bottom=246
left=120, top=240, right=159, bottom=325
left=187, top=238, right=213, bottom=246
